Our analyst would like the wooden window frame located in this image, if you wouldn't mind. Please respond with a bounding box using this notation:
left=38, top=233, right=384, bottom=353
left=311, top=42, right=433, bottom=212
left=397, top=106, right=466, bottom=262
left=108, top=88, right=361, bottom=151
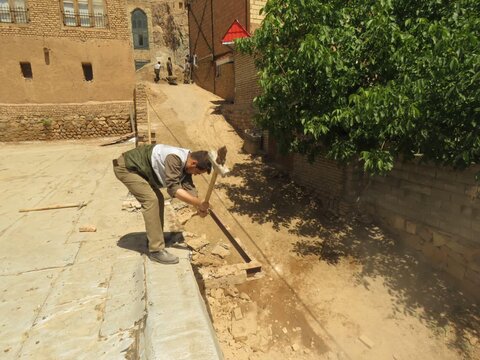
left=131, top=8, right=149, bottom=50
left=0, top=0, right=28, bottom=24
left=61, top=0, right=107, bottom=28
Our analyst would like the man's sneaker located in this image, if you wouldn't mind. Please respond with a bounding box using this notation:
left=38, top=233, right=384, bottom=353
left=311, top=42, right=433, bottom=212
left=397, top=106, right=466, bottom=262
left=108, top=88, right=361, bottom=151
left=149, top=249, right=179, bottom=264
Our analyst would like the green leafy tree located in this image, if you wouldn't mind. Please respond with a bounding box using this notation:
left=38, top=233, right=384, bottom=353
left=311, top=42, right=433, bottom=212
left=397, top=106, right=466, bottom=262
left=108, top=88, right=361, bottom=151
left=237, top=0, right=480, bottom=174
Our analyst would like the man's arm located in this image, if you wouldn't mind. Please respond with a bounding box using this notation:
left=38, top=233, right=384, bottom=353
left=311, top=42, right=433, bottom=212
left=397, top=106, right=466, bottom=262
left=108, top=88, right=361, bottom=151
left=164, top=155, right=209, bottom=213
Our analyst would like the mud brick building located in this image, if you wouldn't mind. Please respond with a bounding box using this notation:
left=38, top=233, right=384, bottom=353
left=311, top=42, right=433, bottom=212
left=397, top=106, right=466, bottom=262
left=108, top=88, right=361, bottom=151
left=0, top=0, right=136, bottom=141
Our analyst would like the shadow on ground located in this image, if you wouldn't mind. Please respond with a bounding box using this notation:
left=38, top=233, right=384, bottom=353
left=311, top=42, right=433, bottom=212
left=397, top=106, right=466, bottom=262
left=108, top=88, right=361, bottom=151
left=218, top=160, right=479, bottom=356
left=118, top=232, right=148, bottom=255
left=117, top=231, right=184, bottom=255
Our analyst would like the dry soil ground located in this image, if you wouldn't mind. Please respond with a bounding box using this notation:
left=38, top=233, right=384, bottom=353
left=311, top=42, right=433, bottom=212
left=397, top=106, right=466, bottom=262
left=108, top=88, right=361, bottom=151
left=144, top=81, right=479, bottom=360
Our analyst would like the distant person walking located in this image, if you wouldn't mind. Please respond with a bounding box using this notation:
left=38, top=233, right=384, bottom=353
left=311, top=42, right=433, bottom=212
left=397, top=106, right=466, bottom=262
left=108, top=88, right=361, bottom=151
left=183, top=56, right=191, bottom=84
left=154, top=61, right=161, bottom=83
left=166, top=57, right=173, bottom=77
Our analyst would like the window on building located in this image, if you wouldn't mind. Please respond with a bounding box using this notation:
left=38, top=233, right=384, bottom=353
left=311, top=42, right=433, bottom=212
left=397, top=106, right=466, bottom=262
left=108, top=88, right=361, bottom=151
left=20, top=62, right=32, bottom=78
left=82, top=63, right=93, bottom=81
left=0, top=0, right=28, bottom=23
left=134, top=60, right=150, bottom=71
left=43, top=48, right=50, bottom=65
left=178, top=2, right=183, bottom=9
left=61, top=0, right=107, bottom=28
left=131, top=9, right=149, bottom=50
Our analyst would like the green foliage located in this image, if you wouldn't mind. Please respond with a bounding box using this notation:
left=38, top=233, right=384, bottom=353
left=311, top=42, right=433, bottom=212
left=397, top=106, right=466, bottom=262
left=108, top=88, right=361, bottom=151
left=41, top=118, right=52, bottom=128
left=237, top=0, right=480, bottom=174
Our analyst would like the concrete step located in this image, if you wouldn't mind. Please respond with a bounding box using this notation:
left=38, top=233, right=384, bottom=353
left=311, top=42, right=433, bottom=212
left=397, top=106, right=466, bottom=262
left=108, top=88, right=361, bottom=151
left=143, top=248, right=223, bottom=360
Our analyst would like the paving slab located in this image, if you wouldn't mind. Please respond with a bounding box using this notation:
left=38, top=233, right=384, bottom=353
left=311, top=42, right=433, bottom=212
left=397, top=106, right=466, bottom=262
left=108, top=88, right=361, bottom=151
left=0, top=269, right=60, bottom=359
left=0, top=211, right=80, bottom=275
left=144, top=248, right=224, bottom=360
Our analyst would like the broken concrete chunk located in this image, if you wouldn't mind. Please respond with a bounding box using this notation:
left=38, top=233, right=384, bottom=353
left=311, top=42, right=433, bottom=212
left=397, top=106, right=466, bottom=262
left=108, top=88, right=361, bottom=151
left=211, top=244, right=231, bottom=259
left=358, top=334, right=375, bottom=349
left=184, top=234, right=209, bottom=252
left=192, top=254, right=224, bottom=267
left=219, top=242, right=230, bottom=250
left=239, top=292, right=251, bottom=302
left=79, top=225, right=97, bottom=232
left=225, top=286, right=239, bottom=298
left=210, top=288, right=224, bottom=299
left=176, top=207, right=196, bottom=225
left=122, top=200, right=141, bottom=210
left=233, top=307, right=243, bottom=321
left=230, top=302, right=258, bottom=342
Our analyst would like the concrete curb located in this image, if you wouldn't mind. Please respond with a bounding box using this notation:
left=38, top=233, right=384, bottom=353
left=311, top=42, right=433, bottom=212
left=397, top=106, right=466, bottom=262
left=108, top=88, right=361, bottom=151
left=143, top=248, right=224, bottom=360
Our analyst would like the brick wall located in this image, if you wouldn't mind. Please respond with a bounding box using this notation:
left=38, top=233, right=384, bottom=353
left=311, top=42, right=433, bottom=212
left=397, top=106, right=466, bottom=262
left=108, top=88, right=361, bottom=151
left=215, top=62, right=235, bottom=102
left=134, top=82, right=156, bottom=145
left=249, top=0, right=266, bottom=32
left=291, top=154, right=352, bottom=213
left=359, top=162, right=480, bottom=298
left=221, top=52, right=260, bottom=131
left=0, top=0, right=130, bottom=40
left=274, top=150, right=480, bottom=298
left=188, top=0, right=213, bottom=90
left=188, top=0, right=246, bottom=99
left=0, top=102, right=133, bottom=141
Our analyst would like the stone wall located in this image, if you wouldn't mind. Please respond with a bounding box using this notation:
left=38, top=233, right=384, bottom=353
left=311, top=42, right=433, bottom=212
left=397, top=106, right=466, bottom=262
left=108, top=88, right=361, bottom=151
left=0, top=102, right=133, bottom=141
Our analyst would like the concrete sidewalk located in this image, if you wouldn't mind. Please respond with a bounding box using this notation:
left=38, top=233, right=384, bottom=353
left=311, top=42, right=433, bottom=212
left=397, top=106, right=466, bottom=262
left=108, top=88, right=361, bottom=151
left=0, top=141, right=222, bottom=359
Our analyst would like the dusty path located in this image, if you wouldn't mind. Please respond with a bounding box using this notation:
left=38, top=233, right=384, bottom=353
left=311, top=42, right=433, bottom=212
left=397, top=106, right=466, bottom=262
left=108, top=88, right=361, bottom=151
left=145, top=81, right=479, bottom=360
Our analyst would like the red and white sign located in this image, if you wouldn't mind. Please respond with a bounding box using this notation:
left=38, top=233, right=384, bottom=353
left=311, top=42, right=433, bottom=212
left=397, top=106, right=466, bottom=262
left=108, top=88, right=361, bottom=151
left=221, top=20, right=250, bottom=45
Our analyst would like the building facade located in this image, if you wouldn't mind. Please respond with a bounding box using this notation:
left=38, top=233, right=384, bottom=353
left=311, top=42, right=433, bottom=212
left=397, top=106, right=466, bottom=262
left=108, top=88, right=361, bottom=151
left=126, top=0, right=189, bottom=71
left=187, top=0, right=266, bottom=102
left=0, top=0, right=136, bottom=141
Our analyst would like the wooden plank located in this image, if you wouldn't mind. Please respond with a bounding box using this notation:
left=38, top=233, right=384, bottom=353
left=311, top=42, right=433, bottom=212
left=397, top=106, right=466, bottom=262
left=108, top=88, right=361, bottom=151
left=209, top=209, right=255, bottom=263
left=100, top=132, right=135, bottom=146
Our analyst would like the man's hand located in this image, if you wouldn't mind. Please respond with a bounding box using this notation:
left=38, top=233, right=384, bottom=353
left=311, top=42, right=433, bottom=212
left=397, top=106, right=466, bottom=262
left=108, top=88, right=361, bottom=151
left=197, top=209, right=208, bottom=218
left=174, top=189, right=210, bottom=217
left=196, top=200, right=209, bottom=218
left=197, top=201, right=209, bottom=212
